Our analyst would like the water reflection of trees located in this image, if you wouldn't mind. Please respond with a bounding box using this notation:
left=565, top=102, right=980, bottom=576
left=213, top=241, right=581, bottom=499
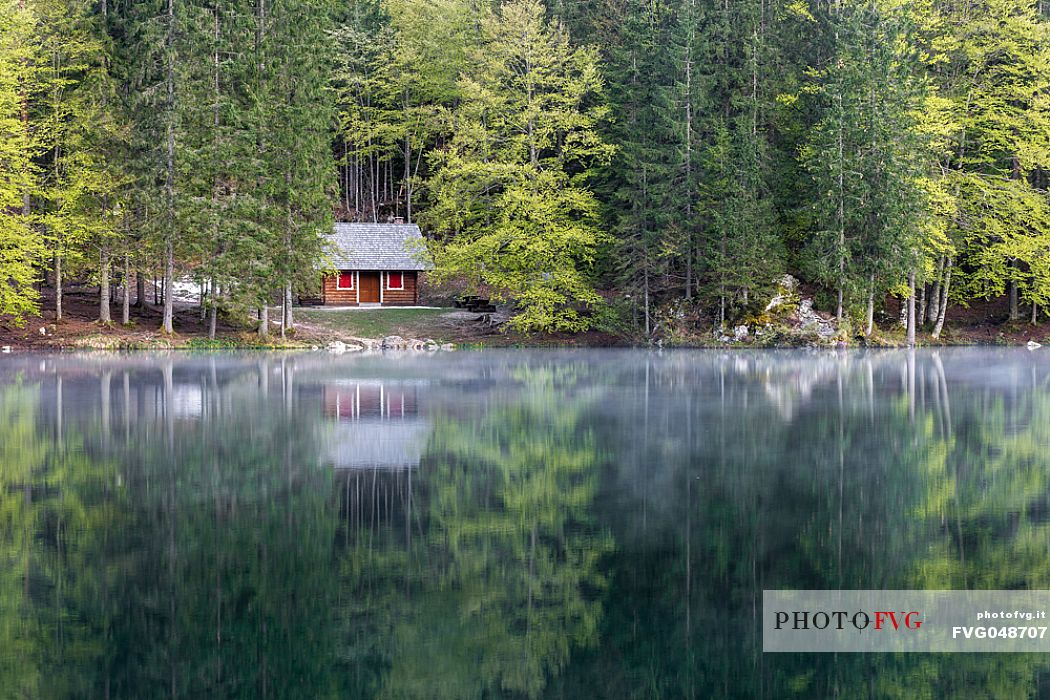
left=337, top=363, right=611, bottom=699
left=0, top=357, right=340, bottom=698
left=551, top=350, right=1050, bottom=699
left=3, top=351, right=1050, bottom=698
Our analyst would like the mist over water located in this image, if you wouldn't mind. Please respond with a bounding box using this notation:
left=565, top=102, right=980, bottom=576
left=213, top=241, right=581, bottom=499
left=1, top=349, right=1049, bottom=698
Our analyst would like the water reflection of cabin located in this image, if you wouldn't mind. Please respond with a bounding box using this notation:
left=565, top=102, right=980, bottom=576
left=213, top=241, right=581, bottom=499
left=324, top=381, right=419, bottom=421
left=323, top=381, right=429, bottom=471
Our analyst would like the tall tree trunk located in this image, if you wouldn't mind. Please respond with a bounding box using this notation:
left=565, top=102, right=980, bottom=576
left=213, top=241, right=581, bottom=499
left=906, top=270, right=916, bottom=346
left=683, top=11, right=694, bottom=301
left=932, top=258, right=952, bottom=339
left=835, top=88, right=845, bottom=323
left=135, top=272, right=145, bottom=308
left=18, top=0, right=29, bottom=219
left=865, top=274, right=874, bottom=336
left=285, top=283, right=293, bottom=330
left=280, top=290, right=288, bottom=339
left=99, top=248, right=111, bottom=323
left=1008, top=274, right=1020, bottom=322
left=162, top=0, right=176, bottom=334
left=121, top=255, right=130, bottom=325
left=208, top=280, right=218, bottom=340
left=370, top=147, right=377, bottom=221
left=917, top=284, right=926, bottom=326
left=928, top=257, right=942, bottom=323
left=404, top=125, right=412, bottom=223
left=55, top=253, right=63, bottom=322
left=644, top=265, right=651, bottom=338
left=343, top=141, right=350, bottom=213
left=1032, top=301, right=1039, bottom=325
left=258, top=305, right=269, bottom=338
left=162, top=240, right=174, bottom=333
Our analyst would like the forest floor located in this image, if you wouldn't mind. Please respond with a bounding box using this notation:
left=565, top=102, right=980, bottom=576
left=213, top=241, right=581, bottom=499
left=881, top=296, right=1050, bottom=347
left=0, top=288, right=625, bottom=351
left=0, top=287, right=1046, bottom=351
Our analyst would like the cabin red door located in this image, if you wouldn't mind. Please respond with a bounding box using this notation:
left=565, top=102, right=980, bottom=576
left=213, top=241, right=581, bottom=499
left=359, top=272, right=380, bottom=303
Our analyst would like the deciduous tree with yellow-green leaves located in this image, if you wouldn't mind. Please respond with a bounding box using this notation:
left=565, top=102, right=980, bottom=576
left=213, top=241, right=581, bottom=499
left=424, top=0, right=615, bottom=333
left=925, top=0, right=1050, bottom=333
left=0, top=0, right=47, bottom=323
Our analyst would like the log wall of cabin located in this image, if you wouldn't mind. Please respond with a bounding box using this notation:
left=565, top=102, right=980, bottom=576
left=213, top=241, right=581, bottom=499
left=322, top=271, right=419, bottom=305
left=381, top=271, right=418, bottom=305
left=322, top=273, right=358, bottom=305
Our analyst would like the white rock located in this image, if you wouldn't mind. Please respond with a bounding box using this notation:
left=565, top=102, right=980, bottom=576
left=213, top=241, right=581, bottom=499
left=326, top=340, right=346, bottom=354
left=381, top=335, right=406, bottom=349
left=734, top=325, right=749, bottom=340
left=39, top=327, right=46, bottom=336
left=1027, top=340, right=1042, bottom=350
left=440, top=343, right=455, bottom=351
left=1, top=346, right=10, bottom=354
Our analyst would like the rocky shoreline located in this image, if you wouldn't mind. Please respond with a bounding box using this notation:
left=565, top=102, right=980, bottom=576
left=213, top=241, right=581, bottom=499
left=323, top=336, right=457, bottom=353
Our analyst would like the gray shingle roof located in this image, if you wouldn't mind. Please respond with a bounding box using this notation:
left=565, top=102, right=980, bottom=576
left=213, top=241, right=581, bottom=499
left=327, top=223, right=432, bottom=271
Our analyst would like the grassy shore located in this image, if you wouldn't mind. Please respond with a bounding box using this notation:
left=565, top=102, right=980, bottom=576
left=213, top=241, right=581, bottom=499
left=295, top=307, right=454, bottom=341
left=1, top=290, right=1047, bottom=351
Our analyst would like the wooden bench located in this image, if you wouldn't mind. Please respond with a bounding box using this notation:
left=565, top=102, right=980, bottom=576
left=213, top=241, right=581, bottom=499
left=454, top=295, right=481, bottom=308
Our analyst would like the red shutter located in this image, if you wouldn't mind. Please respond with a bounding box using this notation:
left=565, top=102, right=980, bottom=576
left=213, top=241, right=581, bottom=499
left=387, top=272, right=403, bottom=289
left=338, top=272, right=354, bottom=289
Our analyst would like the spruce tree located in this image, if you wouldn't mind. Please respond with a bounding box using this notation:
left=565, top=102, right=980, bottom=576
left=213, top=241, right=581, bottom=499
left=800, top=0, right=926, bottom=331
left=695, top=0, right=784, bottom=326
left=601, top=0, right=683, bottom=337
left=265, top=0, right=336, bottom=338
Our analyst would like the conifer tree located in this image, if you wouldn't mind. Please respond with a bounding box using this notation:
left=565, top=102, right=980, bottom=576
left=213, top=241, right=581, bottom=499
left=696, top=0, right=784, bottom=325
left=800, top=0, right=926, bottom=332
left=113, top=0, right=188, bottom=333
left=601, top=0, right=683, bottom=337
left=265, top=0, right=336, bottom=338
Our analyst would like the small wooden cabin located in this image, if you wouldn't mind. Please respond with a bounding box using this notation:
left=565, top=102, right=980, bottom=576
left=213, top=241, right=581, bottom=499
left=322, top=223, right=431, bottom=306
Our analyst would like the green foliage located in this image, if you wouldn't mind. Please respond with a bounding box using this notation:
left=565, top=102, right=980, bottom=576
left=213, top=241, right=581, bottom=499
left=116, top=0, right=336, bottom=325
left=923, top=0, right=1050, bottom=323
left=0, top=0, right=46, bottom=322
left=799, top=0, right=927, bottom=311
left=4, top=0, right=1050, bottom=339
left=423, top=0, right=615, bottom=333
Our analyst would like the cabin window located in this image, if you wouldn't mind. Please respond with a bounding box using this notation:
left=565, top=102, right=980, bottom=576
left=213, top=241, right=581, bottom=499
left=387, top=271, right=404, bottom=290
left=336, top=271, right=354, bottom=290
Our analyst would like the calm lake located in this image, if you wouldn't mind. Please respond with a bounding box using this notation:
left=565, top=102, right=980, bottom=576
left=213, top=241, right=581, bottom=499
left=1, top=349, right=1049, bottom=698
